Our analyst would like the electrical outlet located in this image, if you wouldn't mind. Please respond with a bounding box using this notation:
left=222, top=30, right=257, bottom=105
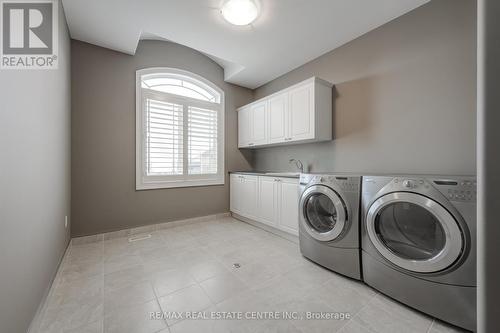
left=65, top=216, right=68, bottom=228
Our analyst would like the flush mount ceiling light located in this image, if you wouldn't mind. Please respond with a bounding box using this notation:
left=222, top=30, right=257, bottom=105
left=221, top=0, right=259, bottom=26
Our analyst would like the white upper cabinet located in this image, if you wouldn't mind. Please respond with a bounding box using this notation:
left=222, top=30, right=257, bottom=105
left=288, top=83, right=314, bottom=142
left=268, top=93, right=288, bottom=144
left=250, top=100, right=269, bottom=146
left=238, top=77, right=333, bottom=148
left=238, top=101, right=269, bottom=148
left=237, top=106, right=251, bottom=148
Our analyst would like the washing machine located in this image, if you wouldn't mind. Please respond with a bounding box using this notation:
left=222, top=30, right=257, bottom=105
left=299, top=173, right=362, bottom=280
left=361, top=175, right=476, bottom=331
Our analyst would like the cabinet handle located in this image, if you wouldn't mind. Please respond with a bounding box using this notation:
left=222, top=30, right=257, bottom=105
left=248, top=143, right=254, bottom=146
left=274, top=178, right=281, bottom=182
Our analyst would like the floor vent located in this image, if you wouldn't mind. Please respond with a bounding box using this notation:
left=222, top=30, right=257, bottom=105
left=128, top=234, right=152, bottom=242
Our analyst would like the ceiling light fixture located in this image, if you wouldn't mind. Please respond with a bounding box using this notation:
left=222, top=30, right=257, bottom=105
left=221, top=0, right=259, bottom=26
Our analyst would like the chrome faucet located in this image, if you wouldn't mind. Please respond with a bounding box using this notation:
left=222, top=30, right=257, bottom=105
left=289, top=159, right=304, bottom=173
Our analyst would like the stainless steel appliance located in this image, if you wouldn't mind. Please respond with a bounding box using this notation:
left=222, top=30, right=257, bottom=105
left=299, top=173, right=362, bottom=279
left=361, top=175, right=476, bottom=331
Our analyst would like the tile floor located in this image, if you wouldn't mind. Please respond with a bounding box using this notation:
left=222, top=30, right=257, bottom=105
left=36, top=216, right=467, bottom=333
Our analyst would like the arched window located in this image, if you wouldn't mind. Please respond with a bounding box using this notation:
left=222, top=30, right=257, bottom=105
left=136, top=68, right=224, bottom=189
left=141, top=73, right=221, bottom=103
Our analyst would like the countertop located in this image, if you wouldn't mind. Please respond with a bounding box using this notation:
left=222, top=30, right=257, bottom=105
left=229, top=171, right=300, bottom=179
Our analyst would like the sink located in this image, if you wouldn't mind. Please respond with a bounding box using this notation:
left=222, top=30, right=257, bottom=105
left=264, top=172, right=301, bottom=178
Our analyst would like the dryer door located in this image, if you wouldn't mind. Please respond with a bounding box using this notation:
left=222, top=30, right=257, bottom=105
left=366, top=192, right=464, bottom=273
left=299, top=185, right=348, bottom=242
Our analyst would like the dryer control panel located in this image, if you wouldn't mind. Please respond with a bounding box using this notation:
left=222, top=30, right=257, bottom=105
left=392, top=177, right=477, bottom=203
left=436, top=180, right=476, bottom=203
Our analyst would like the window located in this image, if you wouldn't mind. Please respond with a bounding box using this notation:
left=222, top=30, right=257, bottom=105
left=136, top=68, right=224, bottom=189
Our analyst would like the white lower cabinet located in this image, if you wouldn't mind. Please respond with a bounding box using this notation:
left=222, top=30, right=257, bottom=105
left=257, top=177, right=279, bottom=227
left=241, top=176, right=258, bottom=219
left=230, top=174, right=258, bottom=219
left=277, top=178, right=300, bottom=235
left=230, top=174, right=241, bottom=213
left=231, top=174, right=299, bottom=236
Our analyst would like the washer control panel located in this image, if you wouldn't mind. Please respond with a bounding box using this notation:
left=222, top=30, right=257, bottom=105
left=334, top=176, right=360, bottom=192
left=392, top=177, right=476, bottom=203
left=300, top=174, right=360, bottom=192
left=392, top=178, right=429, bottom=190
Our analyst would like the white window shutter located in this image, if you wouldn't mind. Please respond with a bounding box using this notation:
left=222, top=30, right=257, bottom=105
left=146, top=99, right=183, bottom=175
left=188, top=106, right=218, bottom=175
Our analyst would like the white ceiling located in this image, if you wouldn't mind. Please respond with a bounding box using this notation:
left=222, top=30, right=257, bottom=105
left=62, top=0, right=430, bottom=89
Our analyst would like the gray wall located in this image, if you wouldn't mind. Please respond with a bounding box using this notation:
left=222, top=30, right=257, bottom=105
left=0, top=2, right=71, bottom=332
left=477, top=0, right=500, bottom=331
left=71, top=40, right=253, bottom=237
left=252, top=0, right=476, bottom=176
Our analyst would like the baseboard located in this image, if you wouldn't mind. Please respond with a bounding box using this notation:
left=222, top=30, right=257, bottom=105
left=231, top=212, right=299, bottom=244
left=72, top=212, right=231, bottom=245
left=27, top=241, right=71, bottom=333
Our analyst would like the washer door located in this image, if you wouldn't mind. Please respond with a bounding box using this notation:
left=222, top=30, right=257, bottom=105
left=366, top=192, right=464, bottom=273
left=300, top=185, right=348, bottom=242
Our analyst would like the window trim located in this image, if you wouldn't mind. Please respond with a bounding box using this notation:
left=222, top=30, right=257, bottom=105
left=136, top=67, right=225, bottom=190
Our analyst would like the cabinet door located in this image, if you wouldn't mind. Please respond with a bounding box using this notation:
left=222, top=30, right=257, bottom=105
left=278, top=178, right=300, bottom=235
left=257, top=177, right=278, bottom=226
left=240, top=175, right=258, bottom=218
left=251, top=101, right=268, bottom=146
left=268, top=93, right=288, bottom=144
left=288, top=83, right=314, bottom=141
left=230, top=174, right=242, bottom=214
left=238, top=107, right=251, bottom=148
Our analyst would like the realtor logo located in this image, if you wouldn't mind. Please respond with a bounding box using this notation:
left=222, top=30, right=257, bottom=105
left=1, top=0, right=58, bottom=69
